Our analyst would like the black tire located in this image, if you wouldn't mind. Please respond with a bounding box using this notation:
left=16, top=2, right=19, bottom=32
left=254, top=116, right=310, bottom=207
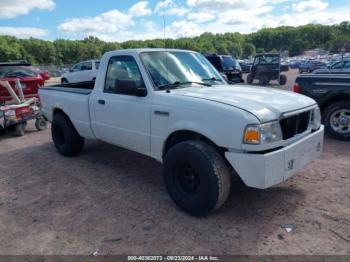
left=247, top=74, right=253, bottom=84
left=61, top=78, right=68, bottom=84
left=163, top=141, right=231, bottom=216
left=13, top=123, right=25, bottom=137
left=35, top=117, right=47, bottom=131
left=51, top=113, right=84, bottom=156
left=279, top=75, right=287, bottom=85
left=323, top=101, right=350, bottom=141
left=259, top=75, right=269, bottom=86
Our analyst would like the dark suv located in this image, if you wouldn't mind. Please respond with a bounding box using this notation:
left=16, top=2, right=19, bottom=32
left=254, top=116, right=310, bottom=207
left=204, top=54, right=243, bottom=83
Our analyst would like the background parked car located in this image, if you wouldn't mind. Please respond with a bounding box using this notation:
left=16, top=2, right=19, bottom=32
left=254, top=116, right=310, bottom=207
left=61, top=59, right=100, bottom=84
left=289, top=60, right=303, bottom=69
left=299, top=60, right=327, bottom=73
left=238, top=60, right=252, bottom=73
left=313, top=60, right=350, bottom=74
left=204, top=54, right=244, bottom=83
left=0, top=61, right=50, bottom=104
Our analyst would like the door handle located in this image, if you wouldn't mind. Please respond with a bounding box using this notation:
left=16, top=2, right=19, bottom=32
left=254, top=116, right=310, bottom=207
left=98, top=99, right=105, bottom=105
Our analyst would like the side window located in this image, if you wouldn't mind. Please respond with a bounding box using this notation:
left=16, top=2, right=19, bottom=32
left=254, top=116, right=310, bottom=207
left=332, top=62, right=343, bottom=69
left=72, top=63, right=82, bottom=72
left=95, top=61, right=100, bottom=70
left=81, top=62, right=92, bottom=71
left=104, top=56, right=145, bottom=94
left=343, top=61, right=350, bottom=69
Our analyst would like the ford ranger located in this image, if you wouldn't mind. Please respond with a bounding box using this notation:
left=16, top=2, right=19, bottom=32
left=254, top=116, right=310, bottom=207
left=39, top=49, right=324, bottom=216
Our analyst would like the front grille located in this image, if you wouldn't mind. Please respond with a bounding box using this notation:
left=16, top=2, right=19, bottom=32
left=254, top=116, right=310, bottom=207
left=280, top=111, right=311, bottom=140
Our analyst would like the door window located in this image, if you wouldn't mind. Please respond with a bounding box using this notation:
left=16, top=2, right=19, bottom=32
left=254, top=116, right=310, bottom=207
left=71, top=63, right=82, bottom=72
left=343, top=61, right=350, bottom=68
left=104, top=56, right=144, bottom=94
left=331, top=62, right=343, bottom=69
left=81, top=62, right=92, bottom=71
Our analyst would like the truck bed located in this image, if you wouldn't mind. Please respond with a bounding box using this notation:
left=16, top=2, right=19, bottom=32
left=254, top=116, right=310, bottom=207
left=295, top=74, right=350, bottom=107
left=40, top=86, right=92, bottom=95
left=39, top=82, right=95, bottom=139
left=50, top=80, right=94, bottom=90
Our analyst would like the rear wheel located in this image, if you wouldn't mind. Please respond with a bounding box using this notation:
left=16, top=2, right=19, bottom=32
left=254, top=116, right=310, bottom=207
left=163, top=141, right=231, bottom=216
left=51, top=113, right=84, bottom=156
left=13, top=123, right=26, bottom=137
left=61, top=78, right=68, bottom=84
left=323, top=101, right=350, bottom=141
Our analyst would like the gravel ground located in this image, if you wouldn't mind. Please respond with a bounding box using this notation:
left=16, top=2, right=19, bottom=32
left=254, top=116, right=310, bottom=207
left=0, top=70, right=349, bottom=255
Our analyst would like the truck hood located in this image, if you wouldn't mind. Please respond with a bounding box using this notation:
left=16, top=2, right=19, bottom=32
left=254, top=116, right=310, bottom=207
left=172, top=84, right=316, bottom=122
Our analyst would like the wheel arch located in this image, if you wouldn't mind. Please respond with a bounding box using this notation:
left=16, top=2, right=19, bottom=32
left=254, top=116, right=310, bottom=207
left=53, top=107, right=68, bottom=118
left=162, top=129, right=227, bottom=159
left=320, top=95, right=350, bottom=113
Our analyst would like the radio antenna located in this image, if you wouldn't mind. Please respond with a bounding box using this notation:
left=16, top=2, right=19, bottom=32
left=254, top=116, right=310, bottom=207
left=163, top=13, right=166, bottom=48
left=163, top=12, right=170, bottom=93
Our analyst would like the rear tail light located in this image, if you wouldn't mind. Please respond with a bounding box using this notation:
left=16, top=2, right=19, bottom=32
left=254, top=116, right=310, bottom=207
left=293, top=83, right=301, bottom=93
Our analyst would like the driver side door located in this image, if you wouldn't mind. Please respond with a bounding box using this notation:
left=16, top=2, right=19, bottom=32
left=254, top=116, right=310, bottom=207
left=92, top=55, right=151, bottom=156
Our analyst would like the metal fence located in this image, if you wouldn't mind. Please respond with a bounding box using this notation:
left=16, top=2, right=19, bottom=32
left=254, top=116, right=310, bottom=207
left=36, top=64, right=73, bottom=77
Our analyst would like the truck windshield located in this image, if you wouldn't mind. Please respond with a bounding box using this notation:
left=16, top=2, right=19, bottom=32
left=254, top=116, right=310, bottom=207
left=140, top=51, right=223, bottom=90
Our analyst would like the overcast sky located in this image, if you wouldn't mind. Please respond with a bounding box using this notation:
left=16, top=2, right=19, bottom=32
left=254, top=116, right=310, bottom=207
left=0, top=0, right=348, bottom=42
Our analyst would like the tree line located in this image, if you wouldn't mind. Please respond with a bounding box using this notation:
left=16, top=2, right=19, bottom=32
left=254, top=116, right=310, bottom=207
left=0, top=22, right=349, bottom=65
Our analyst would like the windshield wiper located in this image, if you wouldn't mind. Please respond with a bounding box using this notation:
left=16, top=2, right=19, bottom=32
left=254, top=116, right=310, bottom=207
left=202, top=77, right=223, bottom=82
left=158, top=81, right=211, bottom=90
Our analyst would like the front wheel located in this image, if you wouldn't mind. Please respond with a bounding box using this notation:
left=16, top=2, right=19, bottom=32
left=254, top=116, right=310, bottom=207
left=163, top=141, right=231, bottom=216
left=279, top=75, right=287, bottom=85
left=247, top=74, right=253, bottom=84
left=323, top=101, right=350, bottom=141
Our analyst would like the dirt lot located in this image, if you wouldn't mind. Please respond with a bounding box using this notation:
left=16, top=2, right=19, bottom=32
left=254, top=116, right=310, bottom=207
left=0, top=70, right=349, bottom=255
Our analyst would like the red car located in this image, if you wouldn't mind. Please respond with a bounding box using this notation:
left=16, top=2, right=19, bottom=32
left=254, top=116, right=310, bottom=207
left=0, top=61, right=50, bottom=104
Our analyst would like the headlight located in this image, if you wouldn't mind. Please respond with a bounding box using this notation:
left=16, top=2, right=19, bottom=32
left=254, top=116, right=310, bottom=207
left=310, top=107, right=321, bottom=130
left=244, top=121, right=283, bottom=145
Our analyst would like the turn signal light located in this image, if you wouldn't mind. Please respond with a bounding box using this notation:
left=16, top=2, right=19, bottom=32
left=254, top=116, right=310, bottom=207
left=244, top=127, right=260, bottom=144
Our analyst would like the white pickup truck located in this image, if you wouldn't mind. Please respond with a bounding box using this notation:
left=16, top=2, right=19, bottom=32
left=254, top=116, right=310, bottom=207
left=40, top=49, right=324, bottom=216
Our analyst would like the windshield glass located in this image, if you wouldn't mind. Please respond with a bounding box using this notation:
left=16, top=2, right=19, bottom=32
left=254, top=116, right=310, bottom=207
left=222, top=56, right=238, bottom=70
left=140, top=51, right=223, bottom=90
left=0, top=66, right=38, bottom=78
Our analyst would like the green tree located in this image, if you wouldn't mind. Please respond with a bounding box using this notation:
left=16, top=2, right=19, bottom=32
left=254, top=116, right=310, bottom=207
left=242, top=43, right=256, bottom=58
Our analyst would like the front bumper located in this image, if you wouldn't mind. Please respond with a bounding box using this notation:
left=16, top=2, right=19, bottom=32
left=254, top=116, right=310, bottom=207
left=225, top=126, right=324, bottom=189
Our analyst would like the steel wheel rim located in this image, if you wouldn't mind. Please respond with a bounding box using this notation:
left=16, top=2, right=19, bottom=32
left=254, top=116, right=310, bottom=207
left=174, top=162, right=200, bottom=197
left=330, top=109, right=350, bottom=134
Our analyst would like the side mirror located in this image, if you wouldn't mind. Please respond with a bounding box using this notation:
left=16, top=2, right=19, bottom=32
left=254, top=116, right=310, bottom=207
left=114, top=79, right=147, bottom=97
